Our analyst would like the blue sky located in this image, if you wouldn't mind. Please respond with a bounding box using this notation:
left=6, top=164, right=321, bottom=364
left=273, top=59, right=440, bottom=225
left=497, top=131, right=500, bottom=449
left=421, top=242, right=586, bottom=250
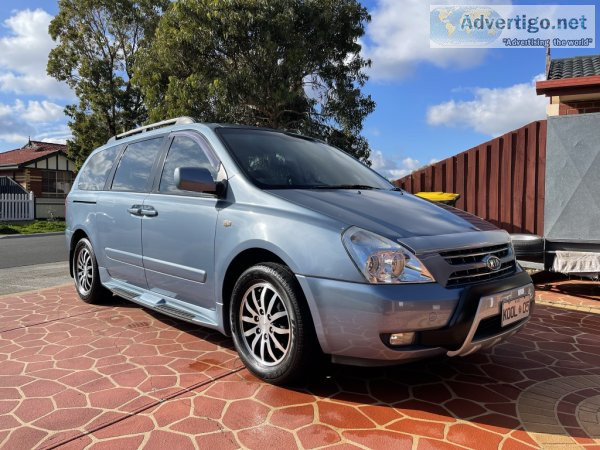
left=0, top=0, right=598, bottom=179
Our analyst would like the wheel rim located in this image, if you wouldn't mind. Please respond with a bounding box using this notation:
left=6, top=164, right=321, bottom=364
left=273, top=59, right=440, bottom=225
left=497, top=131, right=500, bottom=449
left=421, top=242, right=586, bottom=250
left=239, top=282, right=291, bottom=367
left=75, top=244, right=93, bottom=295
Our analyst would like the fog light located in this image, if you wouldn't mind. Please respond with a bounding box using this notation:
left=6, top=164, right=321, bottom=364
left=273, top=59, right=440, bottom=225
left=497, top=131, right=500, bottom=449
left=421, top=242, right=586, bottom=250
left=389, top=332, right=415, bottom=346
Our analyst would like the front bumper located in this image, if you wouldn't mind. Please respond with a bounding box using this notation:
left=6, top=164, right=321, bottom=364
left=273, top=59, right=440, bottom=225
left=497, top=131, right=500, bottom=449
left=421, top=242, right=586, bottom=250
left=296, top=270, right=534, bottom=366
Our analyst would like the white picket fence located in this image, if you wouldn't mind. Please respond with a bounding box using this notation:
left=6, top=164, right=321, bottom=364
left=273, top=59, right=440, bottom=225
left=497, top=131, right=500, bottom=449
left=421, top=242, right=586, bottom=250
left=0, top=192, right=35, bottom=221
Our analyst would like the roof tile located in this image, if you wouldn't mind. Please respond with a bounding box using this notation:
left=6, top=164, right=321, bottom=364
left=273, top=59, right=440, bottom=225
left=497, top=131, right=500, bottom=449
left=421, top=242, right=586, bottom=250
left=548, top=54, right=600, bottom=80
left=0, top=141, right=67, bottom=167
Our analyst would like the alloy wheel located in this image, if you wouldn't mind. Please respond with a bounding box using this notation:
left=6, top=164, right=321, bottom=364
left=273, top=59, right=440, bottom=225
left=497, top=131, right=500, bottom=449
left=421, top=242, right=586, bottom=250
left=75, top=245, right=93, bottom=295
left=239, top=282, right=291, bottom=366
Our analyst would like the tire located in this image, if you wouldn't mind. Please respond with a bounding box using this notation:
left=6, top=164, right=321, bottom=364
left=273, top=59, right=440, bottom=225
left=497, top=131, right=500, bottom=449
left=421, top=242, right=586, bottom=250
left=72, top=237, right=110, bottom=304
left=510, top=234, right=544, bottom=263
left=230, top=263, right=318, bottom=385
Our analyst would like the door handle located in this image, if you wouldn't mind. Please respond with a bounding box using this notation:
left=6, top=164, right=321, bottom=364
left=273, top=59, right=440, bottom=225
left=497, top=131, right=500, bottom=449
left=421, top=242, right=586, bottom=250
left=127, top=205, right=142, bottom=216
left=140, top=205, right=158, bottom=217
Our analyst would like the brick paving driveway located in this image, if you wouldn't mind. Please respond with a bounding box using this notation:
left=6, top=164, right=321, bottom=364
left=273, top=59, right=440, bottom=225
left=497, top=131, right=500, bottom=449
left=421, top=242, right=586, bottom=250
left=0, top=283, right=598, bottom=449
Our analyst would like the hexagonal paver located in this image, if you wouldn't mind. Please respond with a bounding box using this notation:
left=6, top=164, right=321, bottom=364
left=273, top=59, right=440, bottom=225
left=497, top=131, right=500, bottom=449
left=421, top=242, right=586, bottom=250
left=0, top=282, right=598, bottom=449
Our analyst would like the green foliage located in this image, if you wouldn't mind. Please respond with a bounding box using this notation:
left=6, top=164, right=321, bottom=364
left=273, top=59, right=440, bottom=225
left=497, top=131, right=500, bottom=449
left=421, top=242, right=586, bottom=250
left=0, top=221, right=66, bottom=235
left=47, top=0, right=169, bottom=168
left=135, top=0, right=375, bottom=161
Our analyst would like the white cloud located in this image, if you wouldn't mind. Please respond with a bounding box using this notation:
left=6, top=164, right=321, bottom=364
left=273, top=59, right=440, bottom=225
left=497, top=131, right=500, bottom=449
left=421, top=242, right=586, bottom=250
left=1, top=99, right=65, bottom=123
left=370, top=150, right=431, bottom=180
left=20, top=100, right=64, bottom=122
left=0, top=105, right=34, bottom=143
left=362, top=0, right=511, bottom=80
left=0, top=9, right=72, bottom=99
left=0, top=133, right=29, bottom=144
left=0, top=72, right=71, bottom=98
left=35, top=125, right=72, bottom=145
left=426, top=74, right=547, bottom=136
left=0, top=100, right=68, bottom=146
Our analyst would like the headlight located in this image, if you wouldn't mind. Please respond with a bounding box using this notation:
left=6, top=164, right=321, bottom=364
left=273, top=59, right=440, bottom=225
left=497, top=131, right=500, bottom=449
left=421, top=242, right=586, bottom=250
left=342, top=227, right=435, bottom=284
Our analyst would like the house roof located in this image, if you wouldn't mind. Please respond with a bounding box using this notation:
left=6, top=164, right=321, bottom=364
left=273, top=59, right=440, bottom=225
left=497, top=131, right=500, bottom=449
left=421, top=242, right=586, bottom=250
left=0, top=141, right=67, bottom=167
left=548, top=55, right=600, bottom=80
left=537, top=54, right=600, bottom=96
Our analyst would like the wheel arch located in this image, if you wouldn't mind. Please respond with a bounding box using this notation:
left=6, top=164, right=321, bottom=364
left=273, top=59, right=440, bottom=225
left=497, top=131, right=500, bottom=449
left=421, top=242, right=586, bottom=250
left=219, top=243, right=318, bottom=336
left=69, top=229, right=90, bottom=277
left=220, top=247, right=288, bottom=335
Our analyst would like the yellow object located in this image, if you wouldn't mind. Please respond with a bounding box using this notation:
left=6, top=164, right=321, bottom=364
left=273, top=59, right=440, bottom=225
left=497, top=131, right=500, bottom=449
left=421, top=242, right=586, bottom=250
left=415, top=192, right=460, bottom=204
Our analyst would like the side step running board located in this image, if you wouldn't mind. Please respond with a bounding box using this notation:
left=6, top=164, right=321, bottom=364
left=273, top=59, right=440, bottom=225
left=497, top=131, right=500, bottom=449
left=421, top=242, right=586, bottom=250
left=104, top=279, right=219, bottom=329
left=155, top=304, right=196, bottom=321
left=111, top=287, right=137, bottom=301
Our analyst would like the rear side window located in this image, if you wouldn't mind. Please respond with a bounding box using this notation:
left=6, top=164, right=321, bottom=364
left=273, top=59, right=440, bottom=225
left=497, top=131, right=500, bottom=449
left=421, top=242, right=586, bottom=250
left=159, top=135, right=217, bottom=193
left=78, top=146, right=120, bottom=191
left=111, top=137, right=163, bottom=192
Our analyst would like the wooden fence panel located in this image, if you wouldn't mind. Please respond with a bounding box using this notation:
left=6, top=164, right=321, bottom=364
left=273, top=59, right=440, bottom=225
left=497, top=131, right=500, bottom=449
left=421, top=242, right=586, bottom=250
left=445, top=157, right=455, bottom=194
left=477, top=144, right=488, bottom=218
left=511, top=127, right=525, bottom=232
left=488, top=138, right=500, bottom=226
left=395, top=120, right=547, bottom=235
left=500, top=131, right=514, bottom=232
left=456, top=152, right=466, bottom=210
left=434, top=163, right=443, bottom=191
left=466, top=149, right=477, bottom=214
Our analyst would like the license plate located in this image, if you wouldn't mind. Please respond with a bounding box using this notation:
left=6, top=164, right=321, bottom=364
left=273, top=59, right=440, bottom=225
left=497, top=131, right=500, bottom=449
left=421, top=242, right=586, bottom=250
left=501, top=295, right=530, bottom=327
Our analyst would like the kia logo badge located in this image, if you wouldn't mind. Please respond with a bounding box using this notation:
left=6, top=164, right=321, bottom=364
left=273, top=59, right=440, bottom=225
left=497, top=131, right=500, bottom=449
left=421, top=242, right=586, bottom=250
left=483, top=255, right=502, bottom=271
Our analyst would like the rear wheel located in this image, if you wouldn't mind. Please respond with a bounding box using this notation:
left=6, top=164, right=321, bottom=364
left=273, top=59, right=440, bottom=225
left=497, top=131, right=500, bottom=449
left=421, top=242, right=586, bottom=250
left=73, top=237, right=110, bottom=304
left=230, top=263, right=318, bottom=385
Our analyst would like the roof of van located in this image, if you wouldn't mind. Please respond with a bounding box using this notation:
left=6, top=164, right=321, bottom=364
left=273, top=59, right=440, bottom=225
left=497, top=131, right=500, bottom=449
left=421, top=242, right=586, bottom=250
left=106, top=118, right=315, bottom=146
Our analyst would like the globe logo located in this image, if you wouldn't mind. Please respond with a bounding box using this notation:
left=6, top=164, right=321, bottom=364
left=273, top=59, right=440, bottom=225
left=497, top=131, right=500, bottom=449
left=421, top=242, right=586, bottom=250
left=430, top=6, right=503, bottom=46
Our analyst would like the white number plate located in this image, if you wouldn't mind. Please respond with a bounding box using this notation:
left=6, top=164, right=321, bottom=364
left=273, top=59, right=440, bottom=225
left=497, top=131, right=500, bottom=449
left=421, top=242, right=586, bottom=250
left=501, top=295, right=530, bottom=327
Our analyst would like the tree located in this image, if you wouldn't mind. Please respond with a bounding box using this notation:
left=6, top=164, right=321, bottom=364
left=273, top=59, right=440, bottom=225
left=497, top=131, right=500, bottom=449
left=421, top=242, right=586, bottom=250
left=47, top=0, right=168, bottom=168
left=135, top=0, right=375, bottom=161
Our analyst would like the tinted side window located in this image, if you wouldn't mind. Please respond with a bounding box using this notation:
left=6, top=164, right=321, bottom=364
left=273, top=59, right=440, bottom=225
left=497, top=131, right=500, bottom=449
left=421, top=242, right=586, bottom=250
left=78, top=146, right=120, bottom=191
left=111, top=137, right=163, bottom=192
left=159, top=135, right=217, bottom=193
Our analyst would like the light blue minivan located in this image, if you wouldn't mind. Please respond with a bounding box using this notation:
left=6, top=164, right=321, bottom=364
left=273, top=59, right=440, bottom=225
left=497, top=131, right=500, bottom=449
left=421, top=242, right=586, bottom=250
left=66, top=117, right=534, bottom=384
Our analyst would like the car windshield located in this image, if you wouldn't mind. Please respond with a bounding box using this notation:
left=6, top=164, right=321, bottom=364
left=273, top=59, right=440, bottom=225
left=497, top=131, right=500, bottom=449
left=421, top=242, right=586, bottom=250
left=217, top=128, right=394, bottom=190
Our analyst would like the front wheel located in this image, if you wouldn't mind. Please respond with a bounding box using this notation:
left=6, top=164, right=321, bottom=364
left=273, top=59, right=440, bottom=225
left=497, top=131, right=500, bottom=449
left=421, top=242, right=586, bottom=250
left=230, top=263, right=318, bottom=385
left=73, top=237, right=110, bottom=304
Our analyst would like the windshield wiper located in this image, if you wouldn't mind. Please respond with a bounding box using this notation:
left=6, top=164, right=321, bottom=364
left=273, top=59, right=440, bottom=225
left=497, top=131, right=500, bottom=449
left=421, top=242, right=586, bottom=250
left=306, top=184, right=381, bottom=190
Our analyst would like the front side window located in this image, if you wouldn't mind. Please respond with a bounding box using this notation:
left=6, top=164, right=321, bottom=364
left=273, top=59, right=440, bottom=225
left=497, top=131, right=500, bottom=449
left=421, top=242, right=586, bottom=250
left=217, top=128, right=393, bottom=190
left=111, top=137, right=163, bottom=192
left=42, top=170, right=74, bottom=197
left=159, top=135, right=218, bottom=193
left=78, top=145, right=120, bottom=191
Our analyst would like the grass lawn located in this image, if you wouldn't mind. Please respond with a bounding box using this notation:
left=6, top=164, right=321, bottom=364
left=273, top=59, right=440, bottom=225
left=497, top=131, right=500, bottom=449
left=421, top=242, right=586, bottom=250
left=0, top=220, right=65, bottom=235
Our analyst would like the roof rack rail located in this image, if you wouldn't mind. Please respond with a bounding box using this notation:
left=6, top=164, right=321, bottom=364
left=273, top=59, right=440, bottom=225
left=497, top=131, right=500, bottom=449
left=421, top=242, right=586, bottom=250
left=107, top=116, right=196, bottom=143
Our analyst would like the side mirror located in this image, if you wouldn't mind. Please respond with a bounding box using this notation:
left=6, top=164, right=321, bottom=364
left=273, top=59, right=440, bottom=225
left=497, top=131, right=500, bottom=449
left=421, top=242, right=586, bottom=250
left=174, top=167, right=222, bottom=195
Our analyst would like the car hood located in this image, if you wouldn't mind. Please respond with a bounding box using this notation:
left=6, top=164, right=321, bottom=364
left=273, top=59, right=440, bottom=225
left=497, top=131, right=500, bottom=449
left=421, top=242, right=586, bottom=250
left=267, top=188, right=499, bottom=243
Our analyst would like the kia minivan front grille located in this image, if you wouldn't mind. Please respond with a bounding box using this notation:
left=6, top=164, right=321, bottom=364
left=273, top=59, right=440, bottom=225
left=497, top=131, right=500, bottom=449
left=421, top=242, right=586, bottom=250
left=440, top=243, right=516, bottom=287
left=446, top=260, right=516, bottom=287
left=440, top=243, right=510, bottom=265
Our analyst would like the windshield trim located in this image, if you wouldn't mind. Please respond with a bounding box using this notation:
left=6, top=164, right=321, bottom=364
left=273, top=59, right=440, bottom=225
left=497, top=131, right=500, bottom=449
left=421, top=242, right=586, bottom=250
left=214, top=127, right=395, bottom=191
